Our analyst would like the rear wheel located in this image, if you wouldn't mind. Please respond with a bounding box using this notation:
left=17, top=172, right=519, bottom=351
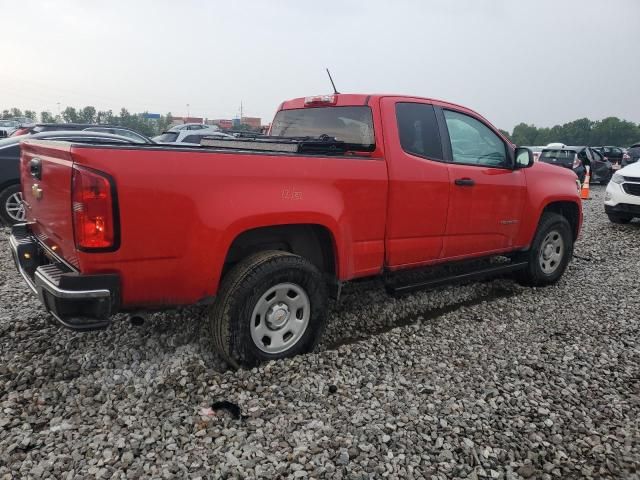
left=516, top=212, right=573, bottom=286
left=209, top=250, right=328, bottom=367
left=607, top=214, right=632, bottom=224
left=0, top=184, right=25, bottom=225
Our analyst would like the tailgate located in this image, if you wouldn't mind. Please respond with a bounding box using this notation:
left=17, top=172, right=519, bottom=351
left=20, top=140, right=79, bottom=268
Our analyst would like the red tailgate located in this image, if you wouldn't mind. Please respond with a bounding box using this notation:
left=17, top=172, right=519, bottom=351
left=20, top=140, right=80, bottom=268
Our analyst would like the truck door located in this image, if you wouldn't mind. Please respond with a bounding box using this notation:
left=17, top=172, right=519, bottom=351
left=381, top=98, right=450, bottom=267
left=438, top=107, right=526, bottom=258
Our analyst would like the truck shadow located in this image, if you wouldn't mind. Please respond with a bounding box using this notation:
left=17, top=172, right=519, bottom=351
left=318, top=277, right=521, bottom=353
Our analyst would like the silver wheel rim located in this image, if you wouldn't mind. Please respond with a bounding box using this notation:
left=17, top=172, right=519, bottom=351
left=250, top=282, right=310, bottom=354
left=539, top=230, right=564, bottom=275
left=5, top=192, right=25, bottom=222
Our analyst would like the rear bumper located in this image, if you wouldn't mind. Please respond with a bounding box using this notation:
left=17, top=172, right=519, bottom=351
left=9, top=224, right=120, bottom=330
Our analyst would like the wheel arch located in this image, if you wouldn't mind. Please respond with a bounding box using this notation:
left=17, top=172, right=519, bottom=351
left=220, top=223, right=340, bottom=283
left=541, top=200, right=581, bottom=241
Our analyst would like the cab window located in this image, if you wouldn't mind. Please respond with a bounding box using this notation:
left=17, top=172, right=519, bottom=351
left=395, top=103, right=443, bottom=160
left=443, top=110, right=507, bottom=168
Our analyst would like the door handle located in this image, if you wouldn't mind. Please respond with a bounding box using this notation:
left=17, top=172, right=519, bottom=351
left=454, top=178, right=475, bottom=186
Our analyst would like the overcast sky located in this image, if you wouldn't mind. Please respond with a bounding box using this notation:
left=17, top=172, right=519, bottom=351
left=1, top=0, right=638, bottom=130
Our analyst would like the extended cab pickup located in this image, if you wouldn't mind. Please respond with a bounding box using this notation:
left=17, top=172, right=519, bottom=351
left=10, top=94, right=582, bottom=365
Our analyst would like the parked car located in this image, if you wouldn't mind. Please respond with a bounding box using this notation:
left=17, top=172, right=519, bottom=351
left=0, top=131, right=138, bottom=225
left=168, top=123, right=219, bottom=132
left=593, top=146, right=626, bottom=170
left=523, top=146, right=544, bottom=162
left=10, top=93, right=582, bottom=366
left=10, top=123, right=153, bottom=144
left=0, top=120, right=20, bottom=138
left=604, top=161, right=640, bottom=223
left=624, top=144, right=640, bottom=167
left=539, top=145, right=612, bottom=184
left=153, top=128, right=231, bottom=144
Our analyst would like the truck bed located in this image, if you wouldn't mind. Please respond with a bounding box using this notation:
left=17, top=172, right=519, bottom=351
left=19, top=140, right=388, bottom=307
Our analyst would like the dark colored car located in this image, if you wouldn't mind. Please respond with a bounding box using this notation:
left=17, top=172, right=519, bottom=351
left=593, top=145, right=634, bottom=171
left=10, top=123, right=153, bottom=144
left=0, top=131, right=137, bottom=225
left=625, top=144, right=640, bottom=167
left=539, top=146, right=612, bottom=184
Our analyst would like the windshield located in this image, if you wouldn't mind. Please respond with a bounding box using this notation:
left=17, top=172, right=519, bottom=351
left=540, top=149, right=577, bottom=162
left=271, top=106, right=375, bottom=150
left=0, top=121, right=18, bottom=127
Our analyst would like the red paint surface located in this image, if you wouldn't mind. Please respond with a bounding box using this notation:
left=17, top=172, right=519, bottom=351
left=19, top=94, right=582, bottom=308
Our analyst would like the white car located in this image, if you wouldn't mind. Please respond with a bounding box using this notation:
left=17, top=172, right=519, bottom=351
left=153, top=129, right=233, bottom=145
left=0, top=120, right=20, bottom=137
left=167, top=123, right=219, bottom=133
left=605, top=161, right=640, bottom=223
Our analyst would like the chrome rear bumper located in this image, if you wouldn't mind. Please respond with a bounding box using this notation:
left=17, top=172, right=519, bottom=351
left=9, top=224, right=120, bottom=330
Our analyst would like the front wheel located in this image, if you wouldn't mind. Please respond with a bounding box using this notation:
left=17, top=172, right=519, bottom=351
left=209, top=250, right=328, bottom=367
left=0, top=184, right=26, bottom=225
left=516, top=212, right=573, bottom=287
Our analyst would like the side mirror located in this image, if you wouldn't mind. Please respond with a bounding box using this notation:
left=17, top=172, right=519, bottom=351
left=514, top=147, right=534, bottom=169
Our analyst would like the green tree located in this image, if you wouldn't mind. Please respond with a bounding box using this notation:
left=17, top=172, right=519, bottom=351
left=78, top=106, right=97, bottom=123
left=562, top=118, right=592, bottom=145
left=62, top=107, right=80, bottom=123
left=23, top=110, right=37, bottom=121
left=511, top=123, right=539, bottom=145
left=10, top=108, right=23, bottom=118
left=590, top=117, right=640, bottom=146
left=40, top=111, right=56, bottom=123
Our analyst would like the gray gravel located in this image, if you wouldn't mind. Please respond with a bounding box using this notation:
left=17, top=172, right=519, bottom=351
left=1, top=185, right=639, bottom=479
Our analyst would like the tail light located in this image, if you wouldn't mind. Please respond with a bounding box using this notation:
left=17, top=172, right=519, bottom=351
left=72, top=166, right=118, bottom=250
left=572, top=156, right=582, bottom=169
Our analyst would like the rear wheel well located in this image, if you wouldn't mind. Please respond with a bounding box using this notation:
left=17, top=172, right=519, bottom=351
left=222, top=224, right=337, bottom=280
left=542, top=201, right=580, bottom=240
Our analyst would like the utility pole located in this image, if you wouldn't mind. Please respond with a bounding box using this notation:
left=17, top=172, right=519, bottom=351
left=186, top=103, right=190, bottom=120
left=240, top=101, right=243, bottom=121
left=56, top=102, right=61, bottom=119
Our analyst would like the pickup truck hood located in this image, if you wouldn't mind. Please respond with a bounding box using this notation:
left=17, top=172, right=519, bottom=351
left=532, top=160, right=578, bottom=179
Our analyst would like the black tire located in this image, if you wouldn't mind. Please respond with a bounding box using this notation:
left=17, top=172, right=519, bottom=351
left=607, top=214, right=632, bottom=224
left=209, top=250, right=328, bottom=367
left=516, top=212, right=573, bottom=287
left=0, top=184, right=24, bottom=226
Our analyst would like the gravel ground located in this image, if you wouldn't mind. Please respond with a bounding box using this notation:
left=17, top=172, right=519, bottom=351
left=1, top=185, right=639, bottom=479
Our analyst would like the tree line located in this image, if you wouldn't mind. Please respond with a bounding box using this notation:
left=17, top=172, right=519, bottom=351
left=500, top=117, right=640, bottom=147
left=1, top=107, right=174, bottom=137
left=3, top=106, right=639, bottom=146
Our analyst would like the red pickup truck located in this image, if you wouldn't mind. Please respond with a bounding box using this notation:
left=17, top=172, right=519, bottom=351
left=10, top=93, right=582, bottom=366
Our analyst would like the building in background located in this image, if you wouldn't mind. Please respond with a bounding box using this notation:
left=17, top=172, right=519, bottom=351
left=241, top=117, right=261, bottom=129
left=170, top=116, right=204, bottom=126
left=208, top=119, right=234, bottom=129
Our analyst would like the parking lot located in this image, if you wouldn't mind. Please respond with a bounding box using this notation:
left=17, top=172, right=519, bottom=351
left=0, top=185, right=638, bottom=479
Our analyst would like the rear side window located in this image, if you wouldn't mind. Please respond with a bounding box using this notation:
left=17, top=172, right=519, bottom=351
left=395, top=103, right=443, bottom=160
left=271, top=106, right=375, bottom=150
left=156, top=132, right=179, bottom=143
left=182, top=134, right=204, bottom=144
